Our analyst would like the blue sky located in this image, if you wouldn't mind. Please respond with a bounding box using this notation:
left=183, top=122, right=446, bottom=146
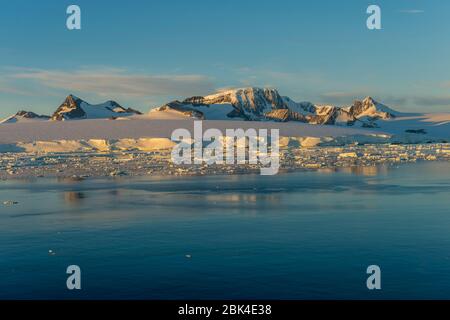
left=1, top=0, right=449, bottom=117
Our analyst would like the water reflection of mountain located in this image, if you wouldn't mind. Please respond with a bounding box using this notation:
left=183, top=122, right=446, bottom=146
left=204, top=193, right=281, bottom=205
left=330, top=166, right=389, bottom=176
left=64, top=191, right=86, bottom=204
left=57, top=176, right=86, bottom=183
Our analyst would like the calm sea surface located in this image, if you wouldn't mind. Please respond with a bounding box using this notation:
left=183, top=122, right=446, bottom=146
left=1, top=162, right=450, bottom=299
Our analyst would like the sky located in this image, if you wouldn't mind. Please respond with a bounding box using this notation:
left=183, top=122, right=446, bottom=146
left=1, top=0, right=449, bottom=118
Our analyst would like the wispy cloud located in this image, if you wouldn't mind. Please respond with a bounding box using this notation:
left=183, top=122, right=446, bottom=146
left=319, top=91, right=363, bottom=105
left=3, top=66, right=450, bottom=113
left=413, top=96, right=450, bottom=107
left=0, top=79, right=31, bottom=96
left=4, top=67, right=215, bottom=101
left=399, top=9, right=424, bottom=14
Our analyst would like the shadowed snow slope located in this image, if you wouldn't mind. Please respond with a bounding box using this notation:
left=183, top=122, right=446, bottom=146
left=0, top=118, right=381, bottom=143
left=0, top=111, right=50, bottom=124
left=0, top=115, right=448, bottom=153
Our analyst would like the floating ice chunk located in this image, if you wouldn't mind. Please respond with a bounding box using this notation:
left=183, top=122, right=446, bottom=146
left=2, top=200, right=18, bottom=206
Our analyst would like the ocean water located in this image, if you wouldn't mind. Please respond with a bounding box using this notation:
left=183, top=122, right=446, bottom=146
left=1, top=161, right=450, bottom=300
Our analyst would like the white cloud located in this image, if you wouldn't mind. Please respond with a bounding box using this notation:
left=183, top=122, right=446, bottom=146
left=413, top=96, right=450, bottom=106
left=6, top=67, right=215, bottom=100
left=0, top=80, right=31, bottom=96
left=319, top=91, right=377, bottom=105
left=399, top=9, right=424, bottom=14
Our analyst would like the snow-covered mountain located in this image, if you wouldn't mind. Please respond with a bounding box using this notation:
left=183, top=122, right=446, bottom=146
left=343, top=97, right=397, bottom=119
left=0, top=89, right=402, bottom=126
left=51, top=95, right=142, bottom=121
left=152, top=88, right=286, bottom=121
left=0, top=110, right=50, bottom=124
left=0, top=88, right=448, bottom=148
left=1, top=88, right=445, bottom=144
left=149, top=87, right=398, bottom=127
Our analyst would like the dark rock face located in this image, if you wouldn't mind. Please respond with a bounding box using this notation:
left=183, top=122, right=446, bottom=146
left=261, top=88, right=286, bottom=110
left=181, top=88, right=288, bottom=118
left=51, top=95, right=86, bottom=121
left=349, top=100, right=368, bottom=116
left=182, top=96, right=207, bottom=106
left=103, top=101, right=142, bottom=115
left=158, top=101, right=205, bottom=120
left=123, top=108, right=142, bottom=115
left=265, top=109, right=307, bottom=122
left=15, top=111, right=50, bottom=120
left=348, top=97, right=396, bottom=120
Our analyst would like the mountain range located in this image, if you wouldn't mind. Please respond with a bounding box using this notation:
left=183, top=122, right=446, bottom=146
left=1, top=88, right=401, bottom=128
left=151, top=87, right=398, bottom=128
left=1, top=94, right=142, bottom=123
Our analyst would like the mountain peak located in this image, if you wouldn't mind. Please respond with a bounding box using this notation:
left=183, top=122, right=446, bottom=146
left=52, top=95, right=142, bottom=121
left=16, top=110, right=31, bottom=116
left=0, top=110, right=50, bottom=124
left=363, top=96, right=378, bottom=104
left=181, top=86, right=286, bottom=119
left=52, top=95, right=85, bottom=120
left=65, top=94, right=81, bottom=101
left=350, top=96, right=397, bottom=120
left=16, top=110, right=41, bottom=118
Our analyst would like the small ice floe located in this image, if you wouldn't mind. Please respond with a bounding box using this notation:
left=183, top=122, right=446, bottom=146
left=185, top=254, right=192, bottom=259
left=110, top=170, right=127, bottom=177
left=70, top=175, right=85, bottom=181
left=48, top=250, right=56, bottom=256
left=2, top=200, right=18, bottom=206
